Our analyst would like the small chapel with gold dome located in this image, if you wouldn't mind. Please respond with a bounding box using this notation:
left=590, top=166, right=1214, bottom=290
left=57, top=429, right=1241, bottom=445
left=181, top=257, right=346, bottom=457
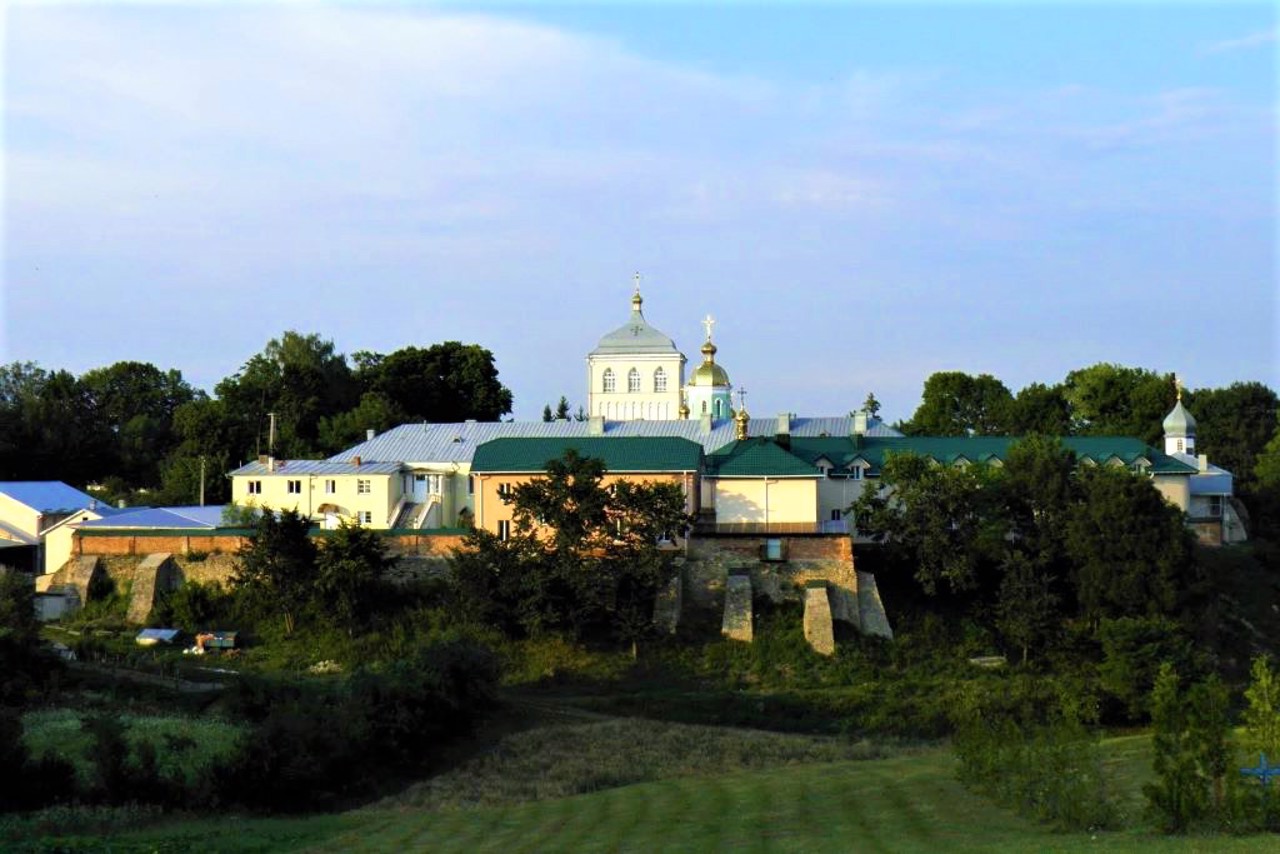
left=586, top=278, right=734, bottom=421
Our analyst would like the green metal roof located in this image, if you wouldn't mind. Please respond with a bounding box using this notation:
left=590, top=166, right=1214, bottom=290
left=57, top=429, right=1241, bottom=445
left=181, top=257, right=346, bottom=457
left=471, top=437, right=703, bottom=473
left=706, top=438, right=822, bottom=478
left=836, top=436, right=1195, bottom=475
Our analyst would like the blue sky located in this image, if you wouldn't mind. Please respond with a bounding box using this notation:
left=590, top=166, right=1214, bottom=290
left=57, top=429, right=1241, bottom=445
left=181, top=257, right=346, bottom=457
left=3, top=2, right=1276, bottom=423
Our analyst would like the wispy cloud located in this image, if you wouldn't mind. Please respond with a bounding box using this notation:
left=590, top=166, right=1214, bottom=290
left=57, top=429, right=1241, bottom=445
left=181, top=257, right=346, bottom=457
left=1201, top=28, right=1278, bottom=55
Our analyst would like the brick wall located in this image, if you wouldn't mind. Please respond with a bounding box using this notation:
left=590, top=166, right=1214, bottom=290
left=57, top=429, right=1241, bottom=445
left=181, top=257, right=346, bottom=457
left=73, top=529, right=469, bottom=559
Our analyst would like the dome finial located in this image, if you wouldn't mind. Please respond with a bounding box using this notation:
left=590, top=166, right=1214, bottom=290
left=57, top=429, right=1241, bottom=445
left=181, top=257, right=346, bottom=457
left=1175, top=373, right=1183, bottom=402
left=632, top=272, right=643, bottom=311
left=734, top=388, right=750, bottom=440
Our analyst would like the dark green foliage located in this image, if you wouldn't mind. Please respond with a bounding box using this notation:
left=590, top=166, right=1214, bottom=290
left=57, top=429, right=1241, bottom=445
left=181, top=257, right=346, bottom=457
left=360, top=341, right=513, bottom=424
left=1097, top=617, right=1198, bottom=720
left=1063, top=363, right=1175, bottom=445
left=316, top=392, right=405, bottom=455
left=1242, top=655, right=1280, bottom=759
left=1144, top=664, right=1234, bottom=832
left=151, top=581, right=234, bottom=633
left=0, top=708, right=75, bottom=812
left=1005, top=382, right=1072, bottom=435
left=1184, top=382, right=1278, bottom=490
left=218, top=638, right=499, bottom=812
left=0, top=569, right=51, bottom=706
left=233, top=509, right=318, bottom=636
left=951, top=677, right=1116, bottom=830
left=904, top=371, right=1013, bottom=436
left=1066, top=467, right=1202, bottom=622
left=994, top=551, right=1059, bottom=666
left=315, top=521, right=398, bottom=635
left=451, top=450, right=691, bottom=648
left=215, top=331, right=360, bottom=459
left=851, top=452, right=1005, bottom=598
left=78, top=360, right=200, bottom=487
left=84, top=712, right=131, bottom=802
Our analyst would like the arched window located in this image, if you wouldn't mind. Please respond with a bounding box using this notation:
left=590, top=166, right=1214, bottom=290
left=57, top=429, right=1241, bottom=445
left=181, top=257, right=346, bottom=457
left=654, top=367, right=667, bottom=393
left=627, top=368, right=640, bottom=393
left=602, top=368, right=615, bottom=393
left=714, top=399, right=725, bottom=418
left=701, top=400, right=708, bottom=415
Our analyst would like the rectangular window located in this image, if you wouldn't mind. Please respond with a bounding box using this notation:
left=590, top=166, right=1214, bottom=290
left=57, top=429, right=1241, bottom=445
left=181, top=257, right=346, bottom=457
left=498, top=483, right=512, bottom=497
left=286, top=480, right=302, bottom=494
left=359, top=511, right=373, bottom=525
left=324, top=479, right=336, bottom=494
left=763, top=539, right=784, bottom=562
left=831, top=509, right=843, bottom=521
left=851, top=467, right=862, bottom=481
left=247, top=480, right=262, bottom=495
left=498, top=520, right=511, bottom=541
left=1208, top=496, right=1223, bottom=517
left=357, top=479, right=371, bottom=494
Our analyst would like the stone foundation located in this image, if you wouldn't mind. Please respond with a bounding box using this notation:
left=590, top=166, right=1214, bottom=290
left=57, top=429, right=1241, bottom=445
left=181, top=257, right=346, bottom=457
left=127, top=554, right=178, bottom=625
left=722, top=574, right=753, bottom=642
left=803, top=582, right=836, bottom=655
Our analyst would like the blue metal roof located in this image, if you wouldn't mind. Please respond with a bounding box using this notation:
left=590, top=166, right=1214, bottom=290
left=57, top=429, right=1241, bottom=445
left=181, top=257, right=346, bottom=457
left=79, top=507, right=222, bottom=529
left=0, top=481, right=115, bottom=514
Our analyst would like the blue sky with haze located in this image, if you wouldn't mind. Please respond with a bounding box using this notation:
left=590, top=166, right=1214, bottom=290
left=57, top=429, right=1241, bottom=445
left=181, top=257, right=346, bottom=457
left=4, top=2, right=1275, bottom=423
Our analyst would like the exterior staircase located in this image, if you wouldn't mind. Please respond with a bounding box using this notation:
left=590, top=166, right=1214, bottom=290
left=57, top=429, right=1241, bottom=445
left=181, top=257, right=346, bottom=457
left=391, top=502, right=420, bottom=529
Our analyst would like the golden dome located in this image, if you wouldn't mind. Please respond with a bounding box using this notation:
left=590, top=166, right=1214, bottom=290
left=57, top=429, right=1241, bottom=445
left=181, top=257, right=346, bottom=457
left=687, top=338, right=730, bottom=387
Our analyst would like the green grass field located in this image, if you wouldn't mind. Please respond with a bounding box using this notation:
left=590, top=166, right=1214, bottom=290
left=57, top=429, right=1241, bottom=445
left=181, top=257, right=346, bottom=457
left=20, top=723, right=1278, bottom=853
left=22, top=708, right=245, bottom=788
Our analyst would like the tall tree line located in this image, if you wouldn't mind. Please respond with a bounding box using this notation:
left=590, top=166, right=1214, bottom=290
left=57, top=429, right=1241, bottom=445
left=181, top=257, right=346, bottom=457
left=902, top=364, right=1278, bottom=493
left=0, top=333, right=512, bottom=505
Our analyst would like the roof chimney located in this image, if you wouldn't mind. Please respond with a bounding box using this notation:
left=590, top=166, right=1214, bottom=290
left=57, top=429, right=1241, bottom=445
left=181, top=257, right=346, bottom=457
left=1198, top=454, right=1209, bottom=472
left=699, top=412, right=713, bottom=433
left=353, top=455, right=362, bottom=467
left=366, top=428, right=375, bottom=441
left=852, top=410, right=869, bottom=436
left=89, top=499, right=98, bottom=511
left=588, top=415, right=605, bottom=436
left=775, top=412, right=791, bottom=450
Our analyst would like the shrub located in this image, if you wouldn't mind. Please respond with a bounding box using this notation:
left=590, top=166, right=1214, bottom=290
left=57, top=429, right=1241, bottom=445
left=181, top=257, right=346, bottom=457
left=951, top=676, right=1116, bottom=831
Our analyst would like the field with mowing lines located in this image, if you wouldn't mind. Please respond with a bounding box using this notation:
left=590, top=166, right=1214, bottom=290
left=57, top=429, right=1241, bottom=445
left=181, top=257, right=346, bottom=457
left=30, top=734, right=1278, bottom=853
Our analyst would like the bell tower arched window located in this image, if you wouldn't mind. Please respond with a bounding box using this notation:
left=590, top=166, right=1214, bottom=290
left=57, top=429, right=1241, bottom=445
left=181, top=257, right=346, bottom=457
left=627, top=368, right=641, bottom=393
left=654, top=367, right=667, bottom=393
left=602, top=368, right=615, bottom=393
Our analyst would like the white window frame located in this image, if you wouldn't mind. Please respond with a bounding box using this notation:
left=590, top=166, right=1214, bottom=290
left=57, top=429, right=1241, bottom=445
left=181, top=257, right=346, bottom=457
left=627, top=368, right=640, bottom=393
left=324, top=479, right=336, bottom=494
left=247, top=480, right=262, bottom=495
left=497, top=519, right=511, bottom=541
left=654, top=367, right=667, bottom=393
left=357, top=479, right=371, bottom=494
left=286, top=480, right=302, bottom=494
left=359, top=510, right=373, bottom=525
left=602, top=368, right=616, bottom=393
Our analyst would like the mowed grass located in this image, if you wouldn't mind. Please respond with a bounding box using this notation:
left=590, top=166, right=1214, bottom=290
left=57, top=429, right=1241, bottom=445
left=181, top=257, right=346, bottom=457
left=46, top=726, right=1279, bottom=853
left=381, top=716, right=908, bottom=811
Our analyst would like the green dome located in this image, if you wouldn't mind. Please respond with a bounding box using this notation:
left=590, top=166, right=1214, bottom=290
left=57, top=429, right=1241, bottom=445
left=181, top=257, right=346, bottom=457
left=687, top=341, right=730, bottom=387
left=590, top=291, right=680, bottom=356
left=1162, top=400, right=1197, bottom=435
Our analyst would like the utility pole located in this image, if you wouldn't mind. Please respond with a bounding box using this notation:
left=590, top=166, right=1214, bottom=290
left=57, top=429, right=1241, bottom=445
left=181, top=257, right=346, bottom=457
left=268, top=412, right=276, bottom=457
left=199, top=456, right=206, bottom=506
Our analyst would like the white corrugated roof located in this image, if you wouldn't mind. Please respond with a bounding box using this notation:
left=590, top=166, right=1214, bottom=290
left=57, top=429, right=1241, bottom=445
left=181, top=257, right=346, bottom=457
left=230, top=460, right=403, bottom=476
left=328, top=416, right=902, bottom=464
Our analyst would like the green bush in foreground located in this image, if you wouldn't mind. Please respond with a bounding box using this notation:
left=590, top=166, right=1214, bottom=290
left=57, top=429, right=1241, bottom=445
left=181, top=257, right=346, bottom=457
left=952, top=677, right=1117, bottom=831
